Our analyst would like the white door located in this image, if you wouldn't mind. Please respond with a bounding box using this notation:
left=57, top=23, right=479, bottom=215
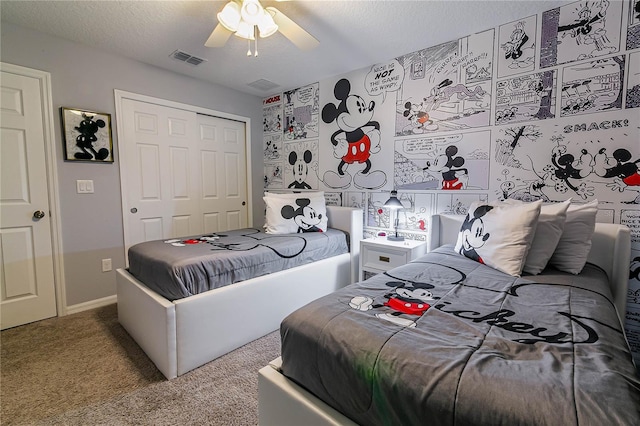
left=1, top=69, right=57, bottom=329
left=197, top=114, right=247, bottom=232
left=120, top=99, right=248, bottom=251
left=121, top=99, right=201, bottom=246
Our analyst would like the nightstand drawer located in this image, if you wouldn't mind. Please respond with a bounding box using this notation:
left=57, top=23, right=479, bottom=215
left=362, top=246, right=409, bottom=270
left=358, top=238, right=427, bottom=282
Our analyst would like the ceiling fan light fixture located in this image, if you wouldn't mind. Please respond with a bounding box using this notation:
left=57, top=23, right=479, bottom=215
left=234, top=19, right=256, bottom=40
left=241, top=0, right=264, bottom=25
left=258, top=12, right=278, bottom=38
left=206, top=0, right=319, bottom=54
left=217, top=2, right=241, bottom=32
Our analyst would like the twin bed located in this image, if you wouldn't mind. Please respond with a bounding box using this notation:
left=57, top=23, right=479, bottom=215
left=258, top=213, right=640, bottom=426
left=116, top=205, right=363, bottom=379
left=117, top=199, right=639, bottom=424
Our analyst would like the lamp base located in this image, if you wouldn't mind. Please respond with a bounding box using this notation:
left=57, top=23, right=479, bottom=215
left=387, top=235, right=405, bottom=242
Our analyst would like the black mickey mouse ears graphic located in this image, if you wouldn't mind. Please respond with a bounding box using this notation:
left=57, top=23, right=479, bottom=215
left=385, top=262, right=466, bottom=288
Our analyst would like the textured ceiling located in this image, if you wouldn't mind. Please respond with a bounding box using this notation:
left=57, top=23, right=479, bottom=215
left=1, top=0, right=571, bottom=97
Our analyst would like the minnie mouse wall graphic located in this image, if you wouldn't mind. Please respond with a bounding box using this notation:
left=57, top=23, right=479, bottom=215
left=319, top=78, right=386, bottom=190
left=61, top=107, right=113, bottom=162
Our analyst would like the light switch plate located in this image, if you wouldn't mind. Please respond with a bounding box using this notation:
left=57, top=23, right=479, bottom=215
left=76, top=180, right=94, bottom=194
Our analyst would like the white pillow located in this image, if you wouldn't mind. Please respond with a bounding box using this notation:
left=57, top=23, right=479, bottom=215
left=263, top=192, right=328, bottom=234
left=454, top=200, right=542, bottom=276
left=505, top=199, right=571, bottom=275
left=548, top=200, right=598, bottom=274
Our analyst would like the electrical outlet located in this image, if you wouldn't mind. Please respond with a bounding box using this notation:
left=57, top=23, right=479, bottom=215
left=101, top=258, right=112, bottom=272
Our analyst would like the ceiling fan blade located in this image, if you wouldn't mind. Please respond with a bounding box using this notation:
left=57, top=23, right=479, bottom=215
left=265, top=6, right=319, bottom=51
left=205, top=23, right=233, bottom=47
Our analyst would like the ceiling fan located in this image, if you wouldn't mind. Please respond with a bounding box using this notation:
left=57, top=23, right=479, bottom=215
left=205, top=0, right=319, bottom=55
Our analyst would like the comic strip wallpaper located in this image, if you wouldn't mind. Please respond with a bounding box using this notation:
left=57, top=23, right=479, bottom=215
left=262, top=0, right=640, bottom=364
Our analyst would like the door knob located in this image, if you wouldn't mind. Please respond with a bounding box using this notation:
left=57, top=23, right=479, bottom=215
left=33, top=210, right=45, bottom=219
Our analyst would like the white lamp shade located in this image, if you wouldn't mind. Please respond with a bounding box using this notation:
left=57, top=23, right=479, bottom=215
left=241, top=0, right=263, bottom=25
left=258, top=11, right=278, bottom=38
left=234, top=19, right=256, bottom=40
left=217, top=2, right=241, bottom=31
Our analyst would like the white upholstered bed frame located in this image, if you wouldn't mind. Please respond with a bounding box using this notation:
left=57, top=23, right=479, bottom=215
left=116, top=206, right=363, bottom=380
left=258, top=214, right=632, bottom=426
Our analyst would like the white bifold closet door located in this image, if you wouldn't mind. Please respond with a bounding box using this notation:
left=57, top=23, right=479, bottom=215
left=120, top=98, right=247, bottom=253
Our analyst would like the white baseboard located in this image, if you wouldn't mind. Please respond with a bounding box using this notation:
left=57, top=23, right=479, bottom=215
left=64, top=295, right=117, bottom=316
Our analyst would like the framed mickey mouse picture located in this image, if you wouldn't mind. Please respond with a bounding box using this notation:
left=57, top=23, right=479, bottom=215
left=61, top=107, right=114, bottom=163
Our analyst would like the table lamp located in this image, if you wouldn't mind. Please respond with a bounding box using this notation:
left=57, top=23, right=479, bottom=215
left=384, top=190, right=404, bottom=241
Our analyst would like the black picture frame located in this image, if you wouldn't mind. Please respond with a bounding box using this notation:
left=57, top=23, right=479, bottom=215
left=61, top=107, right=114, bottom=163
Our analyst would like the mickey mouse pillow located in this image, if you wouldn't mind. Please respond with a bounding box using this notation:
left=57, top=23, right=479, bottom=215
left=454, top=200, right=542, bottom=276
left=264, top=192, right=328, bottom=234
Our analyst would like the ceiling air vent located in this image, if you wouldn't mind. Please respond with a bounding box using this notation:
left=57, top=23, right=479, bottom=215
left=170, top=50, right=207, bottom=66
left=247, top=79, right=279, bottom=91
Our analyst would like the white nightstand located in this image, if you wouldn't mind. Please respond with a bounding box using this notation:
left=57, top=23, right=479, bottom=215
left=359, top=238, right=427, bottom=281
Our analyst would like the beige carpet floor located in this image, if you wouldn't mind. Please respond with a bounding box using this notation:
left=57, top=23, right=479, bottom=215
left=1, top=304, right=281, bottom=425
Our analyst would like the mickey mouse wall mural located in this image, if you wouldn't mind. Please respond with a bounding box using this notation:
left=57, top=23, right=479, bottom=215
left=319, top=78, right=386, bottom=190
left=61, top=107, right=114, bottom=162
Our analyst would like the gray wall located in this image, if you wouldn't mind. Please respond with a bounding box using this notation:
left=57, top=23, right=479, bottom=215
left=0, top=22, right=264, bottom=307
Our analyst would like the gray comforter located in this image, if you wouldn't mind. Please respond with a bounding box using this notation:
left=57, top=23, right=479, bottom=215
left=280, top=245, right=640, bottom=426
left=128, top=228, right=348, bottom=300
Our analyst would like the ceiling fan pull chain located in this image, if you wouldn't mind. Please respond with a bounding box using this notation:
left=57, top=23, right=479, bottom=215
left=254, top=26, right=259, bottom=57
left=247, top=38, right=252, bottom=56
